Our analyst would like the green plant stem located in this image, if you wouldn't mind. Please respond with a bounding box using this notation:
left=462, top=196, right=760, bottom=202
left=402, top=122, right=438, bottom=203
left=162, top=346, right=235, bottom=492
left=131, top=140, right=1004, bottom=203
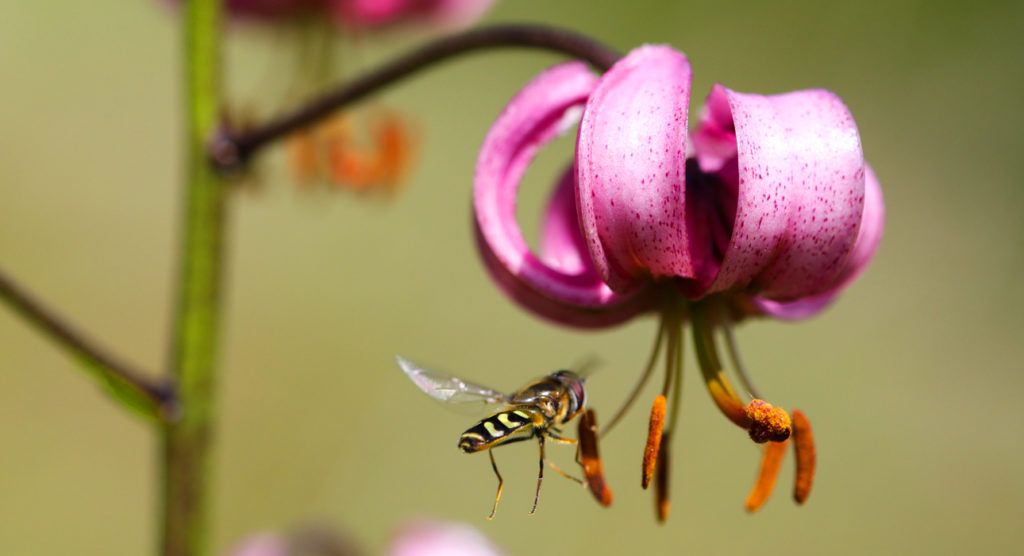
left=0, top=268, right=172, bottom=420
left=160, top=0, right=226, bottom=554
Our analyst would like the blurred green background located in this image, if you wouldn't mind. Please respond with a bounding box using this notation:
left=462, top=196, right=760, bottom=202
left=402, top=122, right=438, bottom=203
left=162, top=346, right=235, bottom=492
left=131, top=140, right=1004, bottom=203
left=2, top=1, right=1023, bottom=554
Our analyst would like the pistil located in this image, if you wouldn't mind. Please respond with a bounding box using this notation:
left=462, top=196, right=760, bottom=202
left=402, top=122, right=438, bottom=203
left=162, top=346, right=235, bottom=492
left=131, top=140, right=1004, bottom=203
left=693, top=302, right=792, bottom=442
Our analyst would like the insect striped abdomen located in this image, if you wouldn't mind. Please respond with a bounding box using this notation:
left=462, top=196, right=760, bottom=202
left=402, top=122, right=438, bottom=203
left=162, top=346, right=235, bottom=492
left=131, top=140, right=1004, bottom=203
left=458, top=409, right=536, bottom=453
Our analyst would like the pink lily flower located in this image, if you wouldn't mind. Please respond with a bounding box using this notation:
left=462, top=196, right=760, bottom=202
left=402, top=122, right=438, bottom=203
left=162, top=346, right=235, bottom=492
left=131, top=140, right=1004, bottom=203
left=474, top=45, right=884, bottom=519
left=169, top=0, right=494, bottom=30
left=332, top=0, right=497, bottom=31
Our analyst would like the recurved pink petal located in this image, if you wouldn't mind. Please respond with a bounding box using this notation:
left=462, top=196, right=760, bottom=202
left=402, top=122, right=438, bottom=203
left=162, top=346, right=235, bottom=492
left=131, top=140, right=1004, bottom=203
left=539, top=166, right=600, bottom=279
left=481, top=169, right=653, bottom=328
left=576, top=45, right=695, bottom=292
left=694, top=84, right=866, bottom=301
left=474, top=62, right=645, bottom=327
left=755, top=164, right=884, bottom=319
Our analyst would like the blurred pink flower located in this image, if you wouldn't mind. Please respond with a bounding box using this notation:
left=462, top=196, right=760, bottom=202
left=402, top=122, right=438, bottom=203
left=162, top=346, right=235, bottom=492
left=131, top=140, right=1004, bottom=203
left=166, top=0, right=494, bottom=30
left=389, top=520, right=503, bottom=556
left=473, top=44, right=884, bottom=518
left=332, top=0, right=496, bottom=30
left=229, top=520, right=502, bottom=556
left=230, top=533, right=292, bottom=556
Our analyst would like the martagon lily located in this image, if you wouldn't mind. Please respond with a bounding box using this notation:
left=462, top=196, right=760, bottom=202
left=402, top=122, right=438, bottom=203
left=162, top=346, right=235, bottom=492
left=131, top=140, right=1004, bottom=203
left=179, top=0, right=495, bottom=30
left=474, top=45, right=884, bottom=520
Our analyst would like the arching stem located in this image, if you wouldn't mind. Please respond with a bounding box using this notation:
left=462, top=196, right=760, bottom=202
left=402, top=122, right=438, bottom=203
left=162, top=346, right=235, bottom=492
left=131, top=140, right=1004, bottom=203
left=209, top=24, right=621, bottom=172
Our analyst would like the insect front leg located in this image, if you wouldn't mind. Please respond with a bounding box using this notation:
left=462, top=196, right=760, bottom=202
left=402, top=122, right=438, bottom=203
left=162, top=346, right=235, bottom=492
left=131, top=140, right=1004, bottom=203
left=546, top=430, right=578, bottom=445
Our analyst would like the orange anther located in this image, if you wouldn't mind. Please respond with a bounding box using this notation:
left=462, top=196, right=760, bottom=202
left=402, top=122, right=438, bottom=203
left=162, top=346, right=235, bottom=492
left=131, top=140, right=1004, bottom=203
left=654, top=432, right=671, bottom=523
left=642, top=395, right=667, bottom=489
left=745, top=399, right=792, bottom=444
left=578, top=409, right=613, bottom=507
left=744, top=438, right=789, bottom=512
left=326, top=111, right=415, bottom=193
left=286, top=131, right=321, bottom=184
left=791, top=409, right=816, bottom=504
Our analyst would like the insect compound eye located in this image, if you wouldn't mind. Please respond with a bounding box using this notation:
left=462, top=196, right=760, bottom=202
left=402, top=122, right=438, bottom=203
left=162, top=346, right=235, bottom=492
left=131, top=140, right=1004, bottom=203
left=572, top=380, right=586, bottom=412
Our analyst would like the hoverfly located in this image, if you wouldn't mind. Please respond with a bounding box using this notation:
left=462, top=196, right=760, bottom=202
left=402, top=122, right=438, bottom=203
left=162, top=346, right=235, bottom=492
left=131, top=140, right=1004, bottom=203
left=396, top=355, right=592, bottom=518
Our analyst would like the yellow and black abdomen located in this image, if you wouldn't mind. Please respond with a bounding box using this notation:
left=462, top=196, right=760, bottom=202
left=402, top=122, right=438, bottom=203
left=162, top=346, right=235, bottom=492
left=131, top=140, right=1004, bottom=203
left=458, top=409, right=538, bottom=453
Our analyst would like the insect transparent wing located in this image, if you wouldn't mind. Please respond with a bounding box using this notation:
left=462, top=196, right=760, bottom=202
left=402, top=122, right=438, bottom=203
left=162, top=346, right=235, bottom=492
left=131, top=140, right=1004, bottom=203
left=396, top=355, right=509, bottom=405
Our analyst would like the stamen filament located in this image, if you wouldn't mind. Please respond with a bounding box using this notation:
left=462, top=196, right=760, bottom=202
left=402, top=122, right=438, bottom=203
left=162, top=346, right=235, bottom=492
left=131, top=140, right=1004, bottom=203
left=744, top=439, right=789, bottom=512
left=602, top=318, right=666, bottom=437
left=791, top=409, right=816, bottom=504
left=653, top=317, right=685, bottom=522
left=666, top=318, right=685, bottom=438
left=642, top=308, right=684, bottom=491
left=660, top=311, right=678, bottom=398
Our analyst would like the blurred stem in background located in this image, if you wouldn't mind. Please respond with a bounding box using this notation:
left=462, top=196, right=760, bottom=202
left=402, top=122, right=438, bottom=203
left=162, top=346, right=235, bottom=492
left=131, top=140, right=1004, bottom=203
left=161, top=0, right=226, bottom=554
left=0, top=269, right=173, bottom=419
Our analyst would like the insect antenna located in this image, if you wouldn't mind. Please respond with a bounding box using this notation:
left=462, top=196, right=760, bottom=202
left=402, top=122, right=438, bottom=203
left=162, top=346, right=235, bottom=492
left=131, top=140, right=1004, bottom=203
left=571, top=354, right=604, bottom=379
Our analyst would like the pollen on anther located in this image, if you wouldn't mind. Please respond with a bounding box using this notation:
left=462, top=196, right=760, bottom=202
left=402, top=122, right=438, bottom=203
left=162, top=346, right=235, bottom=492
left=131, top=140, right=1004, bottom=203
left=642, top=395, right=667, bottom=489
left=745, top=399, right=792, bottom=443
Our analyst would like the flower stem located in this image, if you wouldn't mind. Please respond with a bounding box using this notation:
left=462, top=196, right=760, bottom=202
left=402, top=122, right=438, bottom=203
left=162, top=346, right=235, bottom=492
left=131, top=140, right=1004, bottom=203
left=0, top=267, right=173, bottom=420
left=209, top=23, right=621, bottom=172
left=160, top=0, right=226, bottom=555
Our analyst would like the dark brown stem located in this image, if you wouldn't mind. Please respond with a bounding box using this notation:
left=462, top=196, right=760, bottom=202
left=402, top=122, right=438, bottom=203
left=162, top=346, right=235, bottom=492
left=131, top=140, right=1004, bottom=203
left=0, top=267, right=174, bottom=419
left=209, top=23, right=621, bottom=172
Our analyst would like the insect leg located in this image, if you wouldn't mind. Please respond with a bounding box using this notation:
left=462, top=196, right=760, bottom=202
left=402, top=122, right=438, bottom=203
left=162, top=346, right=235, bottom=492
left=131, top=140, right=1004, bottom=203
left=546, top=431, right=578, bottom=445
left=487, top=449, right=503, bottom=520
left=530, top=435, right=545, bottom=515
left=541, top=431, right=584, bottom=484
left=547, top=459, right=585, bottom=485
